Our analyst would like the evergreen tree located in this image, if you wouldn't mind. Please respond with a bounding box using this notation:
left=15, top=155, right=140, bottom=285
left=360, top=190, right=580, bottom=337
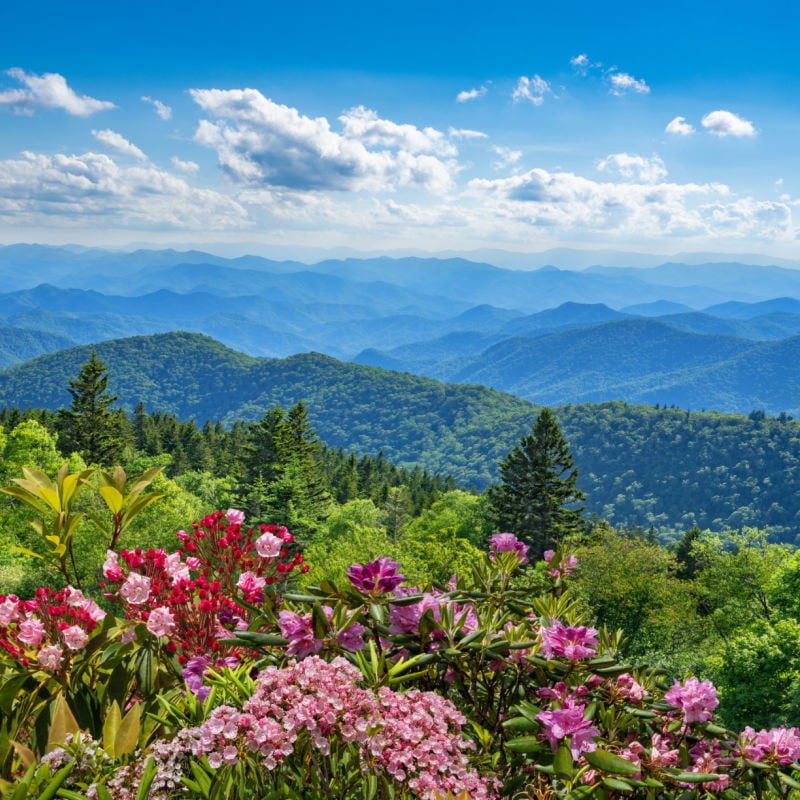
left=57, top=352, right=129, bottom=466
left=487, top=407, right=585, bottom=558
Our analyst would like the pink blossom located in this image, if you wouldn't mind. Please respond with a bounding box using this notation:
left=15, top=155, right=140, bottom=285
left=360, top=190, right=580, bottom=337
left=17, top=617, right=46, bottom=647
left=540, top=620, right=598, bottom=660
left=237, top=570, right=267, bottom=601
left=738, top=726, right=800, bottom=765
left=347, top=557, right=405, bottom=595
left=146, top=606, right=176, bottom=638
left=255, top=532, right=283, bottom=558
left=186, top=556, right=201, bottom=570
left=544, top=550, right=579, bottom=578
left=490, top=533, right=529, bottom=565
left=37, top=644, right=64, bottom=671
left=102, top=550, right=126, bottom=582
left=119, top=572, right=152, bottom=605
left=664, top=677, right=718, bottom=724
left=0, top=594, right=20, bottom=626
left=62, top=624, right=89, bottom=651
left=225, top=508, right=246, bottom=525
left=536, top=701, right=599, bottom=760
left=278, top=610, right=322, bottom=659
left=165, top=552, right=190, bottom=583
left=615, top=673, right=648, bottom=704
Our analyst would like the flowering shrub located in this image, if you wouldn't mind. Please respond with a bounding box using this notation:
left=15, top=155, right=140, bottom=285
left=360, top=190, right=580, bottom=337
left=2, top=476, right=800, bottom=800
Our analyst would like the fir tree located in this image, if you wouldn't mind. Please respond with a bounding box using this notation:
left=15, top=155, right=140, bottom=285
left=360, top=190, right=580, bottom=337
left=57, top=352, right=129, bottom=466
left=487, top=407, right=585, bottom=558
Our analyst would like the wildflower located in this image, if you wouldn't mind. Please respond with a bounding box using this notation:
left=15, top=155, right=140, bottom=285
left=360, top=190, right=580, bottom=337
left=147, top=606, right=177, bottom=638
left=0, top=594, right=20, bottom=626
left=543, top=550, right=578, bottom=578
left=347, top=557, right=405, bottom=595
left=37, top=644, right=64, bottom=671
left=738, top=726, right=800, bottom=765
left=664, top=676, right=718, bottom=724
left=278, top=610, right=322, bottom=659
left=225, top=508, right=246, bottom=526
left=62, top=624, right=89, bottom=651
left=255, top=531, right=282, bottom=558
left=536, top=701, right=599, bottom=760
left=16, top=617, right=46, bottom=647
left=490, top=533, right=529, bottom=565
left=540, top=619, right=598, bottom=660
left=119, top=572, right=152, bottom=605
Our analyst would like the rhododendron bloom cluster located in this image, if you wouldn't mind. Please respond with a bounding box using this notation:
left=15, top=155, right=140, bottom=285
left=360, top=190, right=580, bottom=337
left=664, top=676, right=718, bottom=724
left=536, top=699, right=600, bottom=760
left=388, top=587, right=478, bottom=643
left=347, top=557, right=405, bottom=595
left=278, top=606, right=365, bottom=658
left=539, top=619, right=598, bottom=660
left=543, top=550, right=579, bottom=578
left=489, top=532, right=529, bottom=565
left=0, top=586, right=105, bottom=670
left=191, top=656, right=496, bottom=799
left=738, top=725, right=800, bottom=765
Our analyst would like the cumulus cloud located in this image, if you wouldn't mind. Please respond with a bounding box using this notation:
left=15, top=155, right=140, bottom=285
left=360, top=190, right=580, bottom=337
left=0, top=68, right=115, bottom=116
left=609, top=71, right=650, bottom=96
left=570, top=54, right=591, bottom=74
left=701, top=109, right=756, bottom=137
left=92, top=129, right=147, bottom=160
left=456, top=85, right=487, bottom=103
left=171, top=156, right=200, bottom=173
left=141, top=95, right=172, bottom=120
left=190, top=88, right=458, bottom=194
left=493, top=146, right=523, bottom=170
left=0, top=150, right=249, bottom=229
left=338, top=105, right=456, bottom=155
left=466, top=167, right=793, bottom=241
left=512, top=75, right=553, bottom=106
left=665, top=116, right=695, bottom=135
left=596, top=153, right=667, bottom=183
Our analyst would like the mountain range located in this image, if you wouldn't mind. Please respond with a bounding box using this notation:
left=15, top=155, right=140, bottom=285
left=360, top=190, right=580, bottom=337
left=3, top=244, right=800, bottom=415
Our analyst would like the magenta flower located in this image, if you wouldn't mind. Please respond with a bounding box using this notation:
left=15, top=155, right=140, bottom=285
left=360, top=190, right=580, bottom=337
left=17, top=617, right=46, bottom=647
left=664, top=676, right=718, bottom=724
left=225, top=508, right=246, bottom=525
left=536, top=701, right=599, bottom=760
left=347, top=557, right=405, bottom=595
left=738, top=726, right=800, bottom=765
left=278, top=610, right=323, bottom=659
left=490, top=533, right=529, bottom=565
left=255, top=531, right=283, bottom=558
left=540, top=619, right=598, bottom=660
left=543, top=550, right=578, bottom=577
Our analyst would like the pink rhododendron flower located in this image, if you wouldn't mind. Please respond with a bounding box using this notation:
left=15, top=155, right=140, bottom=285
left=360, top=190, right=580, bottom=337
left=347, top=557, right=405, bottom=595
left=540, top=619, right=598, bottom=660
left=536, top=701, right=600, bottom=760
left=615, top=673, right=648, bottom=703
left=146, top=606, right=176, bottom=638
left=490, top=533, right=529, bottom=565
left=543, top=550, right=578, bottom=577
left=738, top=726, right=800, bottom=765
left=62, top=624, right=89, bottom=651
left=278, top=610, right=323, bottom=659
left=664, top=676, right=718, bottom=724
left=119, top=572, right=152, bottom=605
left=37, top=644, right=64, bottom=671
left=16, top=617, right=46, bottom=647
left=254, top=531, right=282, bottom=558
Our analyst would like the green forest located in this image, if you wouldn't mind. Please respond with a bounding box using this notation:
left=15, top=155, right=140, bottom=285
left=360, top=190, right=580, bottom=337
left=1, top=353, right=800, bottom=740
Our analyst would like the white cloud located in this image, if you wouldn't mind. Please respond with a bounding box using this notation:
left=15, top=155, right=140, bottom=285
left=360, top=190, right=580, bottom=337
left=570, top=54, right=590, bottom=74
left=596, top=153, right=667, bottom=183
left=141, top=95, right=172, bottom=120
left=493, top=146, right=523, bottom=170
left=0, top=68, right=115, bottom=116
left=665, top=116, right=695, bottom=135
left=512, top=75, right=553, bottom=106
left=609, top=71, right=650, bottom=96
left=447, top=127, right=488, bottom=140
left=190, top=88, right=458, bottom=194
left=171, top=156, right=200, bottom=173
left=338, top=105, right=456, bottom=155
left=456, top=86, right=487, bottom=103
left=92, top=129, right=147, bottom=160
left=0, top=150, right=249, bottom=229
left=701, top=109, right=756, bottom=137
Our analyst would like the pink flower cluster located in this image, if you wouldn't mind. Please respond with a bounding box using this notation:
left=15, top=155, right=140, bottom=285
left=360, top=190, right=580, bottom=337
left=277, top=606, right=365, bottom=659
left=0, top=586, right=105, bottom=672
left=539, top=619, right=598, bottom=660
left=738, top=726, right=800, bottom=765
left=536, top=697, right=600, bottom=760
left=347, top=557, right=404, bottom=595
left=664, top=676, right=719, bottom=724
left=191, top=656, right=495, bottom=799
left=543, top=550, right=578, bottom=578
left=388, top=587, right=478, bottom=644
left=489, top=533, right=530, bottom=565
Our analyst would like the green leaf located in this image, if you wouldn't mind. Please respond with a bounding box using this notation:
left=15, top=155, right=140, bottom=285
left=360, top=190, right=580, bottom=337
left=8, top=545, right=45, bottom=560
left=601, top=777, right=634, bottom=793
left=36, top=761, right=74, bottom=800
left=584, top=749, right=642, bottom=776
left=115, top=702, right=141, bottom=757
left=504, top=736, right=543, bottom=754
left=554, top=741, right=574, bottom=781
left=102, top=701, right=122, bottom=758
left=670, top=772, right=722, bottom=783
left=98, top=485, right=124, bottom=515
left=779, top=773, right=800, bottom=790
left=134, top=757, right=157, bottom=800
left=46, top=695, right=80, bottom=753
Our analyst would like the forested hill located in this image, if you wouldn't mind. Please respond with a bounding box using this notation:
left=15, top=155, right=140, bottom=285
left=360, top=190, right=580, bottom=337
left=2, top=331, right=800, bottom=541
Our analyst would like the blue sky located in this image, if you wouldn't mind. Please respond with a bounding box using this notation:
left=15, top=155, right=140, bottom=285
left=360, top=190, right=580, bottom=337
left=1, top=0, right=799, bottom=259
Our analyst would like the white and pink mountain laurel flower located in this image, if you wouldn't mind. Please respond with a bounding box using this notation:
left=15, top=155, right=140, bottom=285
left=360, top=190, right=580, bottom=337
left=186, top=556, right=201, bottom=570
left=226, top=508, right=246, bottom=526
left=165, top=552, right=191, bottom=584
left=37, top=644, right=64, bottom=671
left=255, top=531, right=283, bottom=558
left=62, top=624, right=89, bottom=651
left=16, top=616, right=47, bottom=647
left=120, top=572, right=152, bottom=604
left=0, top=594, right=20, bottom=626
left=237, top=571, right=266, bottom=594
left=146, top=606, right=177, bottom=638
left=103, top=550, right=126, bottom=582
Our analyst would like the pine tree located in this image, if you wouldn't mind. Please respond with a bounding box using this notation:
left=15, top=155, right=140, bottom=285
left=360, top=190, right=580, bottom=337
left=57, top=352, right=128, bottom=466
left=487, top=407, right=585, bottom=558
